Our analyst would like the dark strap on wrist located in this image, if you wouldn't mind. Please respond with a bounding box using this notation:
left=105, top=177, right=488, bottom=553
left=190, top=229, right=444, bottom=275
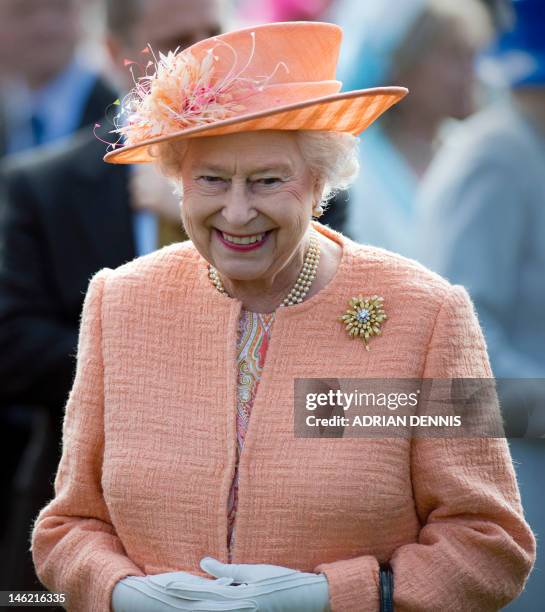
left=379, top=562, right=394, bottom=612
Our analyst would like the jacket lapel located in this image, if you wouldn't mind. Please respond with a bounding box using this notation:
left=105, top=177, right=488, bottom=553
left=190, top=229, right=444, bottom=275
left=79, top=77, right=119, bottom=131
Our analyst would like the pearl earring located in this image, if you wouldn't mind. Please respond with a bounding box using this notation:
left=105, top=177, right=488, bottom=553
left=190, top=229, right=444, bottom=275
left=312, top=203, right=324, bottom=217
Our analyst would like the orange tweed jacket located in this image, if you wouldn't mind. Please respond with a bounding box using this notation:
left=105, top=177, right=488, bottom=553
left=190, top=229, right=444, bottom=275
left=31, top=222, right=536, bottom=611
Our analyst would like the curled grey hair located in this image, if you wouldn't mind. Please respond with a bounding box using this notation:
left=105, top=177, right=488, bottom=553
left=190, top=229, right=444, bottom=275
left=149, top=130, right=360, bottom=209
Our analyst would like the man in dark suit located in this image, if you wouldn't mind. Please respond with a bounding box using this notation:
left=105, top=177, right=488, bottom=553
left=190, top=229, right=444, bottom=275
left=0, top=0, right=224, bottom=592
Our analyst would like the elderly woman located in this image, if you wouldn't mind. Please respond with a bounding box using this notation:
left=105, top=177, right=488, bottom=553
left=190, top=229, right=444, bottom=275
left=31, top=21, right=535, bottom=612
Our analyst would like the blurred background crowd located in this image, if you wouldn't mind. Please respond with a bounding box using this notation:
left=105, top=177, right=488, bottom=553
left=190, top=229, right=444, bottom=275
left=0, top=0, right=542, bottom=609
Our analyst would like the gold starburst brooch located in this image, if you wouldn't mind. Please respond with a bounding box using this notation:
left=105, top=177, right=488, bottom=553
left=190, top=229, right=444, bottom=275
left=338, top=295, right=387, bottom=350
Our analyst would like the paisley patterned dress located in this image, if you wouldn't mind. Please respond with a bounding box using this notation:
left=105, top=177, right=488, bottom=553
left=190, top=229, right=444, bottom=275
left=227, top=309, right=276, bottom=560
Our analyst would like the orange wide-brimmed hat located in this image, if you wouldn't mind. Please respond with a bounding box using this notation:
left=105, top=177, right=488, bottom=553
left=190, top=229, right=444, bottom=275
left=103, top=21, right=408, bottom=164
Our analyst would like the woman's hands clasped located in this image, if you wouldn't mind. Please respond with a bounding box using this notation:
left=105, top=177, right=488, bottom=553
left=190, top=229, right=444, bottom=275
left=111, top=557, right=331, bottom=611
left=111, top=571, right=258, bottom=611
left=168, top=557, right=331, bottom=612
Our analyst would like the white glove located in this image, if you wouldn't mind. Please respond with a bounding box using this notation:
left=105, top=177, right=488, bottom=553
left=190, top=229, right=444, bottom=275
left=111, top=572, right=258, bottom=611
left=161, top=557, right=332, bottom=612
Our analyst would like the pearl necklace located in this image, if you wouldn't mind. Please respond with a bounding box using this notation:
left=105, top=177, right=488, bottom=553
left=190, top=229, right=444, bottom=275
left=208, top=228, right=320, bottom=307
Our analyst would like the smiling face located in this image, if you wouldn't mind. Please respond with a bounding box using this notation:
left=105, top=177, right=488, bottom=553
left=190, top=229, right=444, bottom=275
left=179, top=131, right=321, bottom=289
